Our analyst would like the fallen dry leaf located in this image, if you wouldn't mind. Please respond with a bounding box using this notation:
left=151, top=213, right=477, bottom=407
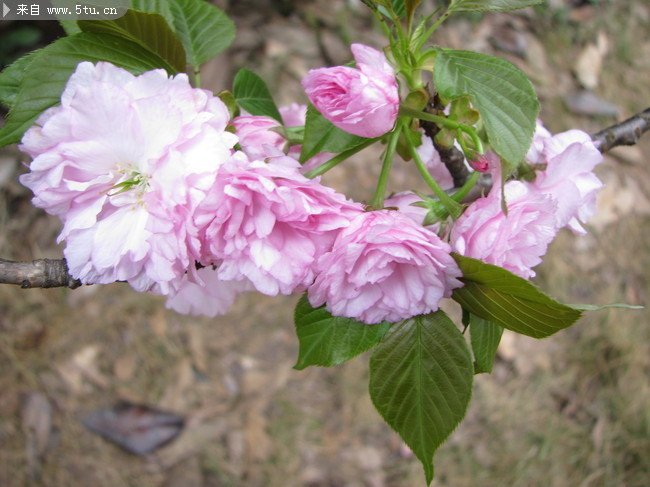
left=82, top=402, right=184, bottom=456
left=574, top=32, right=609, bottom=89
left=564, top=90, right=619, bottom=117
left=56, top=345, right=109, bottom=394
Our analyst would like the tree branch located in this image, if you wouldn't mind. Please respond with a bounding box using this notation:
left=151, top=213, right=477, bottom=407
left=1, top=108, right=649, bottom=290
left=0, top=258, right=81, bottom=289
left=591, top=107, right=650, bottom=153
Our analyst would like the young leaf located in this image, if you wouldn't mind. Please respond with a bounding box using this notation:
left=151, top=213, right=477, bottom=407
left=0, top=51, right=39, bottom=109
left=300, top=105, right=370, bottom=162
left=451, top=254, right=583, bottom=339
left=79, top=9, right=186, bottom=73
left=433, top=49, right=539, bottom=170
left=405, top=0, right=423, bottom=23
left=392, top=0, right=406, bottom=18
left=293, top=295, right=391, bottom=370
left=450, top=0, right=543, bottom=13
left=167, top=0, right=235, bottom=69
left=0, top=32, right=177, bottom=147
left=232, top=68, right=282, bottom=122
left=369, top=312, right=473, bottom=485
left=469, top=314, right=503, bottom=374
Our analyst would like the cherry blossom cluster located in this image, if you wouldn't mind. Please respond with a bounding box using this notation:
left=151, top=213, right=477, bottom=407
left=18, top=44, right=604, bottom=325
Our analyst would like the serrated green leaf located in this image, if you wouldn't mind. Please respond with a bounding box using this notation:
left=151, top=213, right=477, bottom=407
left=433, top=49, right=539, bottom=169
left=369, top=312, right=473, bottom=485
left=79, top=9, right=186, bottom=73
left=232, top=68, right=282, bottom=122
left=300, top=105, right=370, bottom=162
left=168, top=0, right=235, bottom=69
left=0, top=51, right=39, bottom=109
left=469, top=314, right=503, bottom=373
left=451, top=254, right=583, bottom=339
left=130, top=0, right=176, bottom=30
left=293, top=295, right=391, bottom=370
left=450, top=0, right=543, bottom=13
left=0, top=32, right=177, bottom=147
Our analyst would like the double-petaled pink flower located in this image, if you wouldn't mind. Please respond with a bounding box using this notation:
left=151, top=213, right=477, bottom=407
left=193, top=154, right=363, bottom=296
left=525, top=125, right=604, bottom=234
left=302, top=44, right=399, bottom=138
left=19, top=61, right=238, bottom=300
left=450, top=181, right=557, bottom=279
left=308, top=210, right=463, bottom=324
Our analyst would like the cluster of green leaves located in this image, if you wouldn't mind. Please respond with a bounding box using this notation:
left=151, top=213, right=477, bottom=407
left=0, top=0, right=235, bottom=146
left=294, top=253, right=610, bottom=484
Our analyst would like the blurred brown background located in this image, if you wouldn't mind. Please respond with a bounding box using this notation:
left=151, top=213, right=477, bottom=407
left=0, top=1, right=648, bottom=486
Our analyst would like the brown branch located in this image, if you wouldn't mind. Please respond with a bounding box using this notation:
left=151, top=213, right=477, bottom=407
left=591, top=107, right=650, bottom=153
left=1, top=108, right=649, bottom=290
left=0, top=258, right=81, bottom=289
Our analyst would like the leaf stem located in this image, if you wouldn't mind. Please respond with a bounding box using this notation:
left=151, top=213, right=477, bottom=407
left=399, top=106, right=484, bottom=154
left=450, top=171, right=480, bottom=202
left=370, top=120, right=403, bottom=208
left=304, top=138, right=377, bottom=179
left=403, top=128, right=462, bottom=219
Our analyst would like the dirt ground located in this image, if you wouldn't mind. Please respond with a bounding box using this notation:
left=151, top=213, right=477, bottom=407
left=0, top=1, right=649, bottom=486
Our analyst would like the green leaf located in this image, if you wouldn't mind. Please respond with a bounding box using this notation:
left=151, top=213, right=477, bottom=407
left=433, top=49, right=539, bottom=169
left=79, top=9, right=186, bottom=73
left=232, top=68, right=282, bottom=122
left=369, top=312, right=473, bottom=485
left=0, top=32, right=177, bottom=147
left=293, top=295, right=391, bottom=370
left=50, top=0, right=81, bottom=34
left=167, top=0, right=235, bottom=69
left=392, top=0, right=406, bottom=17
left=451, top=254, right=583, bottom=339
left=130, top=0, right=176, bottom=30
left=57, top=19, right=82, bottom=35
left=300, top=105, right=370, bottom=162
left=469, top=314, right=503, bottom=373
left=0, top=51, right=39, bottom=109
left=450, top=0, right=543, bottom=12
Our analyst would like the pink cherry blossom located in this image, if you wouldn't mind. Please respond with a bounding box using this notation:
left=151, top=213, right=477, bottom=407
left=279, top=102, right=307, bottom=127
left=232, top=115, right=286, bottom=160
left=302, top=43, right=399, bottom=138
left=525, top=121, right=552, bottom=164
left=194, top=153, right=363, bottom=296
left=164, top=267, right=253, bottom=317
left=524, top=125, right=604, bottom=234
left=384, top=191, right=428, bottom=225
left=450, top=181, right=557, bottom=279
left=232, top=105, right=334, bottom=174
left=308, top=210, right=463, bottom=324
left=19, top=61, right=237, bottom=292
